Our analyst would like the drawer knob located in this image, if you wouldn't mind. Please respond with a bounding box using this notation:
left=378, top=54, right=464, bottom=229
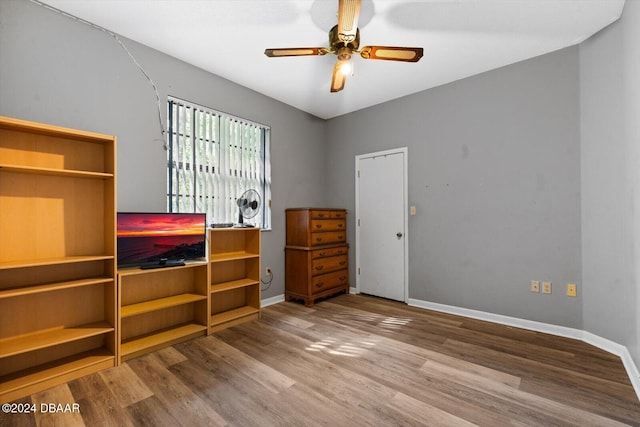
left=315, top=282, right=324, bottom=287
left=316, top=237, right=322, bottom=242
left=339, top=261, right=346, bottom=266
left=338, top=223, right=344, bottom=228
left=315, top=265, right=324, bottom=271
left=318, top=252, right=326, bottom=256
left=315, top=224, right=322, bottom=229
left=339, top=276, right=346, bottom=280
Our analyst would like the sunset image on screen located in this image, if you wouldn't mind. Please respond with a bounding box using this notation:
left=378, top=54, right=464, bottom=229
left=116, top=213, right=206, bottom=266
left=117, top=213, right=205, bottom=237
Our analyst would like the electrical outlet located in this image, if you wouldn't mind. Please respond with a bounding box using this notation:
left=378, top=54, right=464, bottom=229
left=531, top=280, right=540, bottom=293
left=542, top=282, right=552, bottom=294
left=567, top=283, right=577, bottom=297
left=265, top=267, right=272, bottom=275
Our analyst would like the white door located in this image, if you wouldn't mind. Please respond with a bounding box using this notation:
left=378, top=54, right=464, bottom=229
left=356, top=148, right=408, bottom=302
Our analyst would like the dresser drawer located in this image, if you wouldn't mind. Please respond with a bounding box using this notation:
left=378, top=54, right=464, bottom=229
left=310, top=210, right=346, bottom=219
left=330, top=210, right=346, bottom=219
left=311, top=255, right=348, bottom=276
left=311, top=219, right=345, bottom=232
left=310, top=231, right=346, bottom=246
left=311, top=246, right=348, bottom=259
left=310, top=210, right=331, bottom=219
left=311, top=269, right=349, bottom=294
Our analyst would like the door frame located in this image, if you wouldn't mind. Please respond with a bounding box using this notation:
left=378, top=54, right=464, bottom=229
left=355, top=147, right=409, bottom=302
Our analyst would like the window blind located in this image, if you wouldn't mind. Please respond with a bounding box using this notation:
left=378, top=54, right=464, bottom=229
left=167, top=97, right=271, bottom=228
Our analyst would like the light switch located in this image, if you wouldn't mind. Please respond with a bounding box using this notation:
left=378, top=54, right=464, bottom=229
left=410, top=206, right=416, bottom=216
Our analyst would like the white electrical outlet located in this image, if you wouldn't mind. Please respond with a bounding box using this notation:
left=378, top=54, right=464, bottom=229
left=531, top=280, right=540, bottom=293
left=542, top=281, right=552, bottom=294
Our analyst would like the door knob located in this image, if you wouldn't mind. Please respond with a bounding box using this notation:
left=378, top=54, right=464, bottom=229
left=396, top=232, right=403, bottom=238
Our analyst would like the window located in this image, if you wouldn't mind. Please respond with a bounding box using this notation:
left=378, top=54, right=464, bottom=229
left=167, top=97, right=271, bottom=229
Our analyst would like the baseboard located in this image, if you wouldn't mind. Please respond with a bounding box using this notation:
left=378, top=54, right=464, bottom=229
left=408, top=298, right=640, bottom=401
left=261, top=294, right=284, bottom=307
left=582, top=331, right=640, bottom=399
left=407, top=299, right=583, bottom=339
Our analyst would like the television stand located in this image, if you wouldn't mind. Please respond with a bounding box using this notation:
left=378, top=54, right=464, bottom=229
left=140, top=259, right=185, bottom=270
left=117, top=262, right=209, bottom=362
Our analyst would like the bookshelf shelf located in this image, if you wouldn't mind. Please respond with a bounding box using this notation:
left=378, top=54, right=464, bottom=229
left=120, top=323, right=208, bottom=360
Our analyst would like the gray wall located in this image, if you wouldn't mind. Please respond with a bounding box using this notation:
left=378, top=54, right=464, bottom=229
left=0, top=0, right=327, bottom=299
left=326, top=47, right=583, bottom=328
left=580, top=1, right=640, bottom=367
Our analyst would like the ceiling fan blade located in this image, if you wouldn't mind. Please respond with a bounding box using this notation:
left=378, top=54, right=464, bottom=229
left=337, top=0, right=361, bottom=43
left=360, top=46, right=424, bottom=62
left=264, top=48, right=328, bottom=58
left=330, top=61, right=348, bottom=93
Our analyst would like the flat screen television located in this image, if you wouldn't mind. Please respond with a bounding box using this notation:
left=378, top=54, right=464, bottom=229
left=117, top=212, right=207, bottom=269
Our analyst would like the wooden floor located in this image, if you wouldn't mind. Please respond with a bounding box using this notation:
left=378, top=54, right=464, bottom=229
left=3, top=294, right=640, bottom=426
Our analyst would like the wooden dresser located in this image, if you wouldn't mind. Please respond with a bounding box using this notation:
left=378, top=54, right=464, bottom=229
left=285, top=208, right=349, bottom=306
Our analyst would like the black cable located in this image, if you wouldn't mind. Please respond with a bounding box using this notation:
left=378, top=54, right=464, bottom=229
left=261, top=271, right=273, bottom=291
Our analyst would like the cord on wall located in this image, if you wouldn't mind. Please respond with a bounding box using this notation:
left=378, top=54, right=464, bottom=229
left=29, top=0, right=166, bottom=144
left=261, top=271, right=273, bottom=291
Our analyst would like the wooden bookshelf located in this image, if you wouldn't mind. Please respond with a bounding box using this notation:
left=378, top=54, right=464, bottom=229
left=117, top=263, right=209, bottom=362
left=209, top=228, right=261, bottom=333
left=0, top=116, right=117, bottom=403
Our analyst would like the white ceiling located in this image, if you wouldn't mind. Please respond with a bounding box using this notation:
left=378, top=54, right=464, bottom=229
left=42, top=0, right=624, bottom=120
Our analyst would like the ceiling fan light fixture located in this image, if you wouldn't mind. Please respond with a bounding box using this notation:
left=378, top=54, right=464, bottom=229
left=338, top=60, right=352, bottom=76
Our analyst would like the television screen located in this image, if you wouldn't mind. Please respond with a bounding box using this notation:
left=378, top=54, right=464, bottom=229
left=117, top=212, right=206, bottom=268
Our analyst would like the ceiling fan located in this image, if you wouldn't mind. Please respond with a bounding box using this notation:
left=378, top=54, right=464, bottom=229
left=264, top=0, right=424, bottom=93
